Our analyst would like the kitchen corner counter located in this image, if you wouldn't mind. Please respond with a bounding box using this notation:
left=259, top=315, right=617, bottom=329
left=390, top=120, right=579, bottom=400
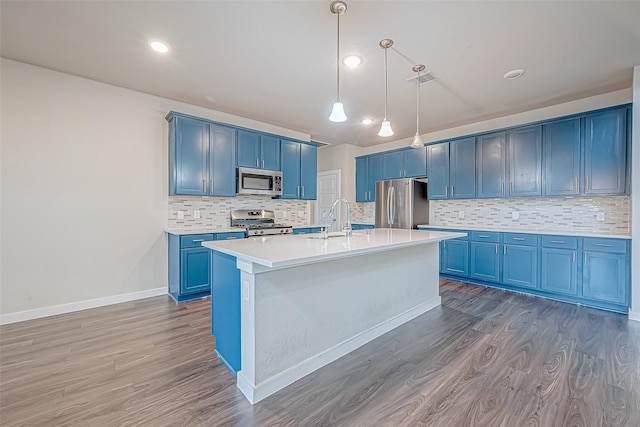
left=417, top=225, right=630, bottom=240
left=203, top=228, right=465, bottom=270
left=165, top=227, right=241, bottom=235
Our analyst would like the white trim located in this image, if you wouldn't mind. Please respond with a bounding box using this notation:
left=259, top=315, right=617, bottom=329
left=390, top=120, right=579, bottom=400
left=236, top=296, right=441, bottom=404
left=629, top=309, right=640, bottom=322
left=315, top=169, right=341, bottom=228
left=0, top=287, right=167, bottom=325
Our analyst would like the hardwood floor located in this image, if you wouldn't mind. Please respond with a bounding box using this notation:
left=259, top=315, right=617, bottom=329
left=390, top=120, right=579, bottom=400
left=1, top=279, right=639, bottom=426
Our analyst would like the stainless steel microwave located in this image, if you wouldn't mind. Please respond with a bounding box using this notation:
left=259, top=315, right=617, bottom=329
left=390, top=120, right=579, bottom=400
left=237, top=167, right=283, bottom=196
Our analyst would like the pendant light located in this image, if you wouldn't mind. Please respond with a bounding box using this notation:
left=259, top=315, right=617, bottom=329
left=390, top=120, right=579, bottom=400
left=329, top=1, right=347, bottom=122
left=378, top=39, right=394, bottom=137
left=410, top=64, right=425, bottom=148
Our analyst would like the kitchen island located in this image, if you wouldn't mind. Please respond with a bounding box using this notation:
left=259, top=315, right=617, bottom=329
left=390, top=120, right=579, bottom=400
left=203, top=228, right=466, bottom=403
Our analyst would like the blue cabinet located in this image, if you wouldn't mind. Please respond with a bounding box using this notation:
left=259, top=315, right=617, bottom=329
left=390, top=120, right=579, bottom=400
left=543, top=118, right=581, bottom=196
left=450, top=137, right=476, bottom=199
left=540, top=236, right=578, bottom=296
left=281, top=140, right=317, bottom=200
left=167, top=113, right=236, bottom=197
left=583, top=108, right=627, bottom=195
left=355, top=154, right=383, bottom=202
left=441, top=237, right=469, bottom=277
left=581, top=238, right=628, bottom=305
left=476, top=132, right=506, bottom=198
left=382, top=147, right=427, bottom=179
left=427, top=143, right=449, bottom=199
left=237, top=131, right=280, bottom=171
left=507, top=125, right=542, bottom=197
left=469, top=232, right=500, bottom=282
left=181, top=247, right=211, bottom=295
left=502, top=233, right=538, bottom=289
left=211, top=251, right=241, bottom=375
left=352, top=224, right=375, bottom=230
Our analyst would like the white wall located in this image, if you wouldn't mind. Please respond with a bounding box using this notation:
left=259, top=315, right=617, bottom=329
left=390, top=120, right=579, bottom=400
left=0, top=58, right=310, bottom=319
left=631, top=65, right=640, bottom=321
left=317, top=143, right=363, bottom=202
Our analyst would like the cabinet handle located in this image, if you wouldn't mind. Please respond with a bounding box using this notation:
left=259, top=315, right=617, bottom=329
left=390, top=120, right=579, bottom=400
left=502, top=182, right=505, bottom=195
left=445, top=186, right=448, bottom=197
left=203, top=179, right=206, bottom=192
left=226, top=237, right=238, bottom=240
left=443, top=241, right=446, bottom=249
left=192, top=239, right=205, bottom=242
left=262, top=159, right=265, bottom=169
left=451, top=185, right=454, bottom=197
left=495, top=244, right=498, bottom=254
left=301, top=186, right=305, bottom=197
left=297, top=186, right=300, bottom=198
left=585, top=176, right=589, bottom=191
left=594, top=243, right=613, bottom=247
left=573, top=251, right=576, bottom=262
left=574, top=177, right=578, bottom=192
left=504, top=246, right=506, bottom=255
left=512, top=237, right=526, bottom=241
left=210, top=180, right=213, bottom=192
left=510, top=182, right=513, bottom=195
left=479, top=235, right=490, bottom=238
left=550, top=240, right=565, bottom=244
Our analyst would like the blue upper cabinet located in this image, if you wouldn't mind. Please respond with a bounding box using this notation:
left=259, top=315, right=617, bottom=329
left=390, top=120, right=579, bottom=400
left=382, top=148, right=427, bottom=179
left=355, top=154, right=382, bottom=202
left=280, top=140, right=317, bottom=200
left=507, top=125, right=542, bottom=197
left=476, top=131, right=506, bottom=198
left=543, top=118, right=581, bottom=196
left=583, top=108, right=627, bottom=195
left=171, top=116, right=209, bottom=196
left=209, top=124, right=237, bottom=197
left=237, top=130, right=280, bottom=171
left=426, top=143, right=449, bottom=199
left=368, top=155, right=382, bottom=200
left=450, top=137, right=476, bottom=199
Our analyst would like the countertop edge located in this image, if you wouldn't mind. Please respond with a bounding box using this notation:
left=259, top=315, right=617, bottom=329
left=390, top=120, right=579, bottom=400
left=416, top=225, right=631, bottom=240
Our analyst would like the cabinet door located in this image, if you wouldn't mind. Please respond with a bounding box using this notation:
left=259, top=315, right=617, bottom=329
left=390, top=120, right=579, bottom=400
left=174, top=117, right=208, bottom=196
left=507, top=125, right=542, bottom=197
left=540, top=248, right=578, bottom=296
left=181, top=247, right=211, bottom=294
left=441, top=239, right=469, bottom=277
left=582, top=251, right=627, bottom=304
left=209, top=125, right=237, bottom=196
left=368, top=154, right=382, bottom=201
left=237, top=130, right=261, bottom=168
left=280, top=140, right=300, bottom=199
left=543, top=118, right=580, bottom=196
left=427, top=143, right=449, bottom=199
left=355, top=157, right=369, bottom=202
left=450, top=137, right=476, bottom=199
left=470, top=242, right=500, bottom=282
left=261, top=135, right=281, bottom=171
left=299, top=143, right=317, bottom=200
left=476, top=132, right=506, bottom=198
left=503, top=244, right=537, bottom=289
left=404, top=147, right=427, bottom=178
left=382, top=151, right=403, bottom=179
left=211, top=251, right=241, bottom=374
left=584, top=109, right=627, bottom=195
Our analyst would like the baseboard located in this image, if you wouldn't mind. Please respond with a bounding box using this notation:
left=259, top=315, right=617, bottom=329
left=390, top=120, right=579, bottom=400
left=236, top=296, right=442, bottom=404
left=629, top=308, right=640, bottom=322
left=0, top=287, right=167, bottom=325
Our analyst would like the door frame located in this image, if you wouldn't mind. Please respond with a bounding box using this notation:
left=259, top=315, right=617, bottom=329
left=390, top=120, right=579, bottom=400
left=315, top=169, right=341, bottom=230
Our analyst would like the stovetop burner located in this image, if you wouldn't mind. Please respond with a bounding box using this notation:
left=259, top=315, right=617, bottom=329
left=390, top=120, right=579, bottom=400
left=230, top=209, right=293, bottom=236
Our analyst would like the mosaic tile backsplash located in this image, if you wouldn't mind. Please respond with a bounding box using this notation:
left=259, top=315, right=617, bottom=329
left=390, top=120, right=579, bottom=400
left=356, top=196, right=631, bottom=235
left=168, top=195, right=311, bottom=230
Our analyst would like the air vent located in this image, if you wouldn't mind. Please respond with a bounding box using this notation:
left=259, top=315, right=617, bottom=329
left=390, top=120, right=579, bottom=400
left=405, top=71, right=436, bottom=86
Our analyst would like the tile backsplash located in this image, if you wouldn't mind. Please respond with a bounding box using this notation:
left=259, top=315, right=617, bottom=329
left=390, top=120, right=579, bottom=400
left=355, top=196, right=631, bottom=235
left=168, top=195, right=311, bottom=230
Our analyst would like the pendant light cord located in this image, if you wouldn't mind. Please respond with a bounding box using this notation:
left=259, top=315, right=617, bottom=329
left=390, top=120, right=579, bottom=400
left=383, top=47, right=388, bottom=120
left=336, top=11, right=340, bottom=101
left=416, top=69, right=420, bottom=132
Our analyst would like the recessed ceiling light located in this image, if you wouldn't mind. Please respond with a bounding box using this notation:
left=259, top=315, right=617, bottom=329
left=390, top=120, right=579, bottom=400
left=149, top=40, right=170, bottom=54
left=343, top=55, right=363, bottom=68
left=362, top=118, right=373, bottom=125
left=503, top=69, right=525, bottom=80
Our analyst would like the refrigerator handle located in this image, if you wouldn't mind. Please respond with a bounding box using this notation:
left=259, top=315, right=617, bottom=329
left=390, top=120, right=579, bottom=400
left=390, top=186, right=395, bottom=225
left=387, top=185, right=394, bottom=226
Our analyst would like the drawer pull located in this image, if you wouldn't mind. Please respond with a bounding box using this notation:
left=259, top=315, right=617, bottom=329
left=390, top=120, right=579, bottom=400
left=478, top=235, right=490, bottom=238
left=226, top=237, right=238, bottom=240
left=512, top=237, right=526, bottom=241
left=192, top=239, right=205, bottom=242
left=495, top=244, right=498, bottom=254
left=594, top=243, right=613, bottom=247
left=550, top=240, right=565, bottom=244
left=573, top=251, right=576, bottom=263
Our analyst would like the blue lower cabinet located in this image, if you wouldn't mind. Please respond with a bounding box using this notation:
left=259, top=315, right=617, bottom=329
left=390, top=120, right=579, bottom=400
left=181, top=248, right=212, bottom=295
left=211, top=251, right=241, bottom=375
left=470, top=242, right=500, bottom=282
left=293, top=228, right=310, bottom=235
left=582, top=251, right=627, bottom=305
left=441, top=239, right=469, bottom=277
left=502, top=244, right=538, bottom=289
left=168, top=233, right=215, bottom=302
left=215, top=232, right=245, bottom=241
left=540, top=248, right=578, bottom=296
left=352, top=224, right=375, bottom=230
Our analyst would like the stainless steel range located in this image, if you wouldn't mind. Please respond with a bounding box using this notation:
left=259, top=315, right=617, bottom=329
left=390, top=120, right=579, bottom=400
left=230, top=209, right=293, bottom=237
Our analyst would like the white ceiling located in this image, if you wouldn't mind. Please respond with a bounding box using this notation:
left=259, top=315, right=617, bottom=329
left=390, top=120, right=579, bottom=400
left=2, top=1, right=640, bottom=147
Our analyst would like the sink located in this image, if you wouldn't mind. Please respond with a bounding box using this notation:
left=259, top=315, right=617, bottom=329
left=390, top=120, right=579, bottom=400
left=305, top=231, right=364, bottom=239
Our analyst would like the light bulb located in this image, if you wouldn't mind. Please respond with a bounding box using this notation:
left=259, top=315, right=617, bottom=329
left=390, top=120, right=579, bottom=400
left=378, top=120, right=394, bottom=137
left=410, top=133, right=423, bottom=148
left=329, top=101, right=347, bottom=122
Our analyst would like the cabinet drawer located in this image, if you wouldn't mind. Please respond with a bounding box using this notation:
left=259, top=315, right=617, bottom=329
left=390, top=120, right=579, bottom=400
left=583, top=238, right=627, bottom=254
left=215, top=232, right=245, bottom=241
left=293, top=228, right=310, bottom=235
left=541, top=235, right=578, bottom=249
left=503, top=233, right=538, bottom=246
left=308, top=227, right=323, bottom=233
left=180, top=234, right=214, bottom=248
left=470, top=231, right=500, bottom=243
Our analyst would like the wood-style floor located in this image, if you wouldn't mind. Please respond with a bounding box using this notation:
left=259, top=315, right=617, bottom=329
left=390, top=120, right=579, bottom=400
left=1, top=279, right=639, bottom=426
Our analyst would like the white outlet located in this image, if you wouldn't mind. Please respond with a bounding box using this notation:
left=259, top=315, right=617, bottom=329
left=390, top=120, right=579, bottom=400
left=177, top=211, right=184, bottom=220
left=512, top=211, right=520, bottom=220
left=282, top=210, right=288, bottom=218
left=298, top=211, right=305, bottom=218
left=458, top=211, right=465, bottom=219
left=242, top=282, right=250, bottom=302
left=193, top=210, right=201, bottom=219
left=597, top=212, right=605, bottom=221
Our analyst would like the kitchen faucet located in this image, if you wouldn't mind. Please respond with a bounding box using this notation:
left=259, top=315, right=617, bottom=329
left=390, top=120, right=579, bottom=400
left=328, top=198, right=352, bottom=237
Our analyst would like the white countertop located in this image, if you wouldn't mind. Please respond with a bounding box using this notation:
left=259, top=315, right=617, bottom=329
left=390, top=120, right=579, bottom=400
left=416, top=224, right=631, bottom=240
left=202, top=228, right=466, bottom=269
left=166, top=227, right=242, bottom=236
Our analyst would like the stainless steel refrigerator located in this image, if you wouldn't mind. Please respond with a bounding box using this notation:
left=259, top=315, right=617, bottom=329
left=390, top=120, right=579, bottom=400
left=375, top=178, right=429, bottom=229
